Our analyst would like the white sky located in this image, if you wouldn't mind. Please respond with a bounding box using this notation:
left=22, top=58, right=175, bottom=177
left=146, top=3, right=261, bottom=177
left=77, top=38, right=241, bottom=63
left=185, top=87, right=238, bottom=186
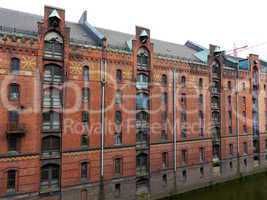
left=1, top=0, right=267, bottom=59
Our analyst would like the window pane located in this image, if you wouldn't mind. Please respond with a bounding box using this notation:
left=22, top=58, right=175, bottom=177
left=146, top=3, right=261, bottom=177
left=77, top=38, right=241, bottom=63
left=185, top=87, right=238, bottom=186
left=7, top=170, right=16, bottom=190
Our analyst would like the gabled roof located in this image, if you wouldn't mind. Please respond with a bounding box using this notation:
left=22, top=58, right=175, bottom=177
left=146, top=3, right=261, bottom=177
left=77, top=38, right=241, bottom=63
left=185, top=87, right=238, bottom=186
left=0, top=7, right=202, bottom=62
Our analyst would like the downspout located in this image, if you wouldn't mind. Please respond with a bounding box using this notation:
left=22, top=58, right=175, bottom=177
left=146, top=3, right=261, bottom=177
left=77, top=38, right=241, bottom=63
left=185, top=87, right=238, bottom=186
left=173, top=68, right=177, bottom=190
left=236, top=63, right=240, bottom=175
left=99, top=38, right=107, bottom=200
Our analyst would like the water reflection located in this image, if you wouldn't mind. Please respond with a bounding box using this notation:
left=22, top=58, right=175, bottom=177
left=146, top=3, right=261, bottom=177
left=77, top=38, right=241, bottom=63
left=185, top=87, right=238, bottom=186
left=164, top=173, right=267, bottom=200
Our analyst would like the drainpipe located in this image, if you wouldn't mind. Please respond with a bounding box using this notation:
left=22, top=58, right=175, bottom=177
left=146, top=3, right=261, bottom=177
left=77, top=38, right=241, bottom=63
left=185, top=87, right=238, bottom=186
left=99, top=38, right=107, bottom=200
left=173, top=68, right=177, bottom=190
left=236, top=64, right=240, bottom=176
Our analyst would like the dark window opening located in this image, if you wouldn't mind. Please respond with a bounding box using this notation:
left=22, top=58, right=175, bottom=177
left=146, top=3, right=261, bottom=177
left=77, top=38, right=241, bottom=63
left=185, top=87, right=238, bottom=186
left=9, top=84, right=20, bottom=101
left=44, top=64, right=63, bottom=83
left=11, top=58, right=20, bottom=74
left=7, top=170, right=16, bottom=192
left=83, top=66, right=89, bottom=81
left=116, top=69, right=122, bottom=83
left=81, top=162, right=88, bottom=179
left=114, top=158, right=122, bottom=175
left=137, top=48, right=150, bottom=68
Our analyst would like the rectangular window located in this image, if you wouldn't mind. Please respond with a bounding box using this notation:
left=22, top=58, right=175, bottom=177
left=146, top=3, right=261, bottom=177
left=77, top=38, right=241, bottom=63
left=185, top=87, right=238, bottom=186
left=82, top=111, right=89, bottom=123
left=182, top=170, right=187, bottom=181
left=162, top=152, right=168, bottom=169
left=8, top=111, right=19, bottom=123
left=115, top=183, right=121, bottom=197
left=181, top=111, right=187, bottom=122
left=228, top=111, right=232, bottom=122
left=182, top=149, right=188, bottom=164
left=82, top=88, right=89, bottom=102
left=114, top=132, right=122, bottom=145
left=114, top=158, right=122, bottom=175
left=200, top=147, right=205, bottom=162
left=8, top=137, right=18, bottom=152
left=9, top=84, right=19, bottom=101
left=229, top=144, right=234, bottom=156
left=244, top=142, right=248, bottom=155
left=229, top=126, right=232, bottom=135
left=181, top=128, right=187, bottom=139
left=7, top=170, right=16, bottom=191
left=81, top=162, right=88, bottom=179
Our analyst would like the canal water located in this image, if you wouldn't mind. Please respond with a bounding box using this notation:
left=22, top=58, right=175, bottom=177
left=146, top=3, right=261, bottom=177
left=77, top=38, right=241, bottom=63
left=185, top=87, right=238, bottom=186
left=164, top=173, right=267, bottom=200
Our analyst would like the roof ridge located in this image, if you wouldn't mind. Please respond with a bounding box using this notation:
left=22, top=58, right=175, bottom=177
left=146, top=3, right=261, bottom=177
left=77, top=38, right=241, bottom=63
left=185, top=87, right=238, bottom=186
left=0, top=6, right=42, bottom=19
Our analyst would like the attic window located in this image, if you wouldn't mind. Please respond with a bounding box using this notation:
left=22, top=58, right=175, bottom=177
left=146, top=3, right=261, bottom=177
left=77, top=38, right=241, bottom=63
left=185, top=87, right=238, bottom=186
left=44, top=32, right=63, bottom=60
left=137, top=48, right=150, bottom=68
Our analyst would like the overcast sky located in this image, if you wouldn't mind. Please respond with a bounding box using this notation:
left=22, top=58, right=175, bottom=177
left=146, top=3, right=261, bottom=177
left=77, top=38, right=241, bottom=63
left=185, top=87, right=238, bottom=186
left=1, top=0, right=267, bottom=59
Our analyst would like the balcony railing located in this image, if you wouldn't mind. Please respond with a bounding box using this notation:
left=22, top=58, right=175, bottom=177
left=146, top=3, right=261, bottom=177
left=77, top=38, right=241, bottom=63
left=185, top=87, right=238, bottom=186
left=136, top=167, right=149, bottom=177
left=40, top=180, right=59, bottom=193
left=44, top=43, right=63, bottom=60
left=6, top=122, right=26, bottom=136
left=41, top=150, right=60, bottom=159
left=136, top=120, right=149, bottom=129
left=211, top=88, right=220, bottom=94
left=136, top=140, right=149, bottom=149
left=43, top=99, right=62, bottom=109
left=211, top=103, right=219, bottom=109
left=42, top=122, right=61, bottom=132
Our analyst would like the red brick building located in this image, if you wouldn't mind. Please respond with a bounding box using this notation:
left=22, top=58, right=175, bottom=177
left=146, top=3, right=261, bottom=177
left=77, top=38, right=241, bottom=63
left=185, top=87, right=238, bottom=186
left=0, top=6, right=267, bottom=200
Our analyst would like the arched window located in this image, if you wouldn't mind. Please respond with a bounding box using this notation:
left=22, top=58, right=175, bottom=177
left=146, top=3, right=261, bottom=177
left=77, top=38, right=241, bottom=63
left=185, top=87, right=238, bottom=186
left=44, top=64, right=63, bottom=83
left=7, top=170, right=16, bottom=192
left=42, top=136, right=60, bottom=153
left=137, top=48, right=150, bottom=68
left=44, top=32, right=63, bottom=59
left=43, top=88, right=61, bottom=108
left=162, top=74, right=167, bottom=85
left=83, top=66, right=89, bottom=81
left=199, top=78, right=203, bottom=89
left=116, top=69, right=122, bottom=83
left=41, top=164, right=59, bottom=189
left=9, top=83, right=20, bottom=101
left=115, top=90, right=122, bottom=105
left=180, top=93, right=186, bottom=107
left=115, top=111, right=122, bottom=124
left=42, top=111, right=60, bottom=131
left=212, top=62, right=220, bottom=77
left=136, top=93, right=149, bottom=110
left=136, top=73, right=149, bottom=89
left=11, top=58, right=20, bottom=74
left=181, top=76, right=186, bottom=87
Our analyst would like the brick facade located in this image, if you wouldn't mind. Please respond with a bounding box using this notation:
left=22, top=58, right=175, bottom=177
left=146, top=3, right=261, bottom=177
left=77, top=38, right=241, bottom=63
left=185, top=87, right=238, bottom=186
left=0, top=6, right=267, bottom=200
